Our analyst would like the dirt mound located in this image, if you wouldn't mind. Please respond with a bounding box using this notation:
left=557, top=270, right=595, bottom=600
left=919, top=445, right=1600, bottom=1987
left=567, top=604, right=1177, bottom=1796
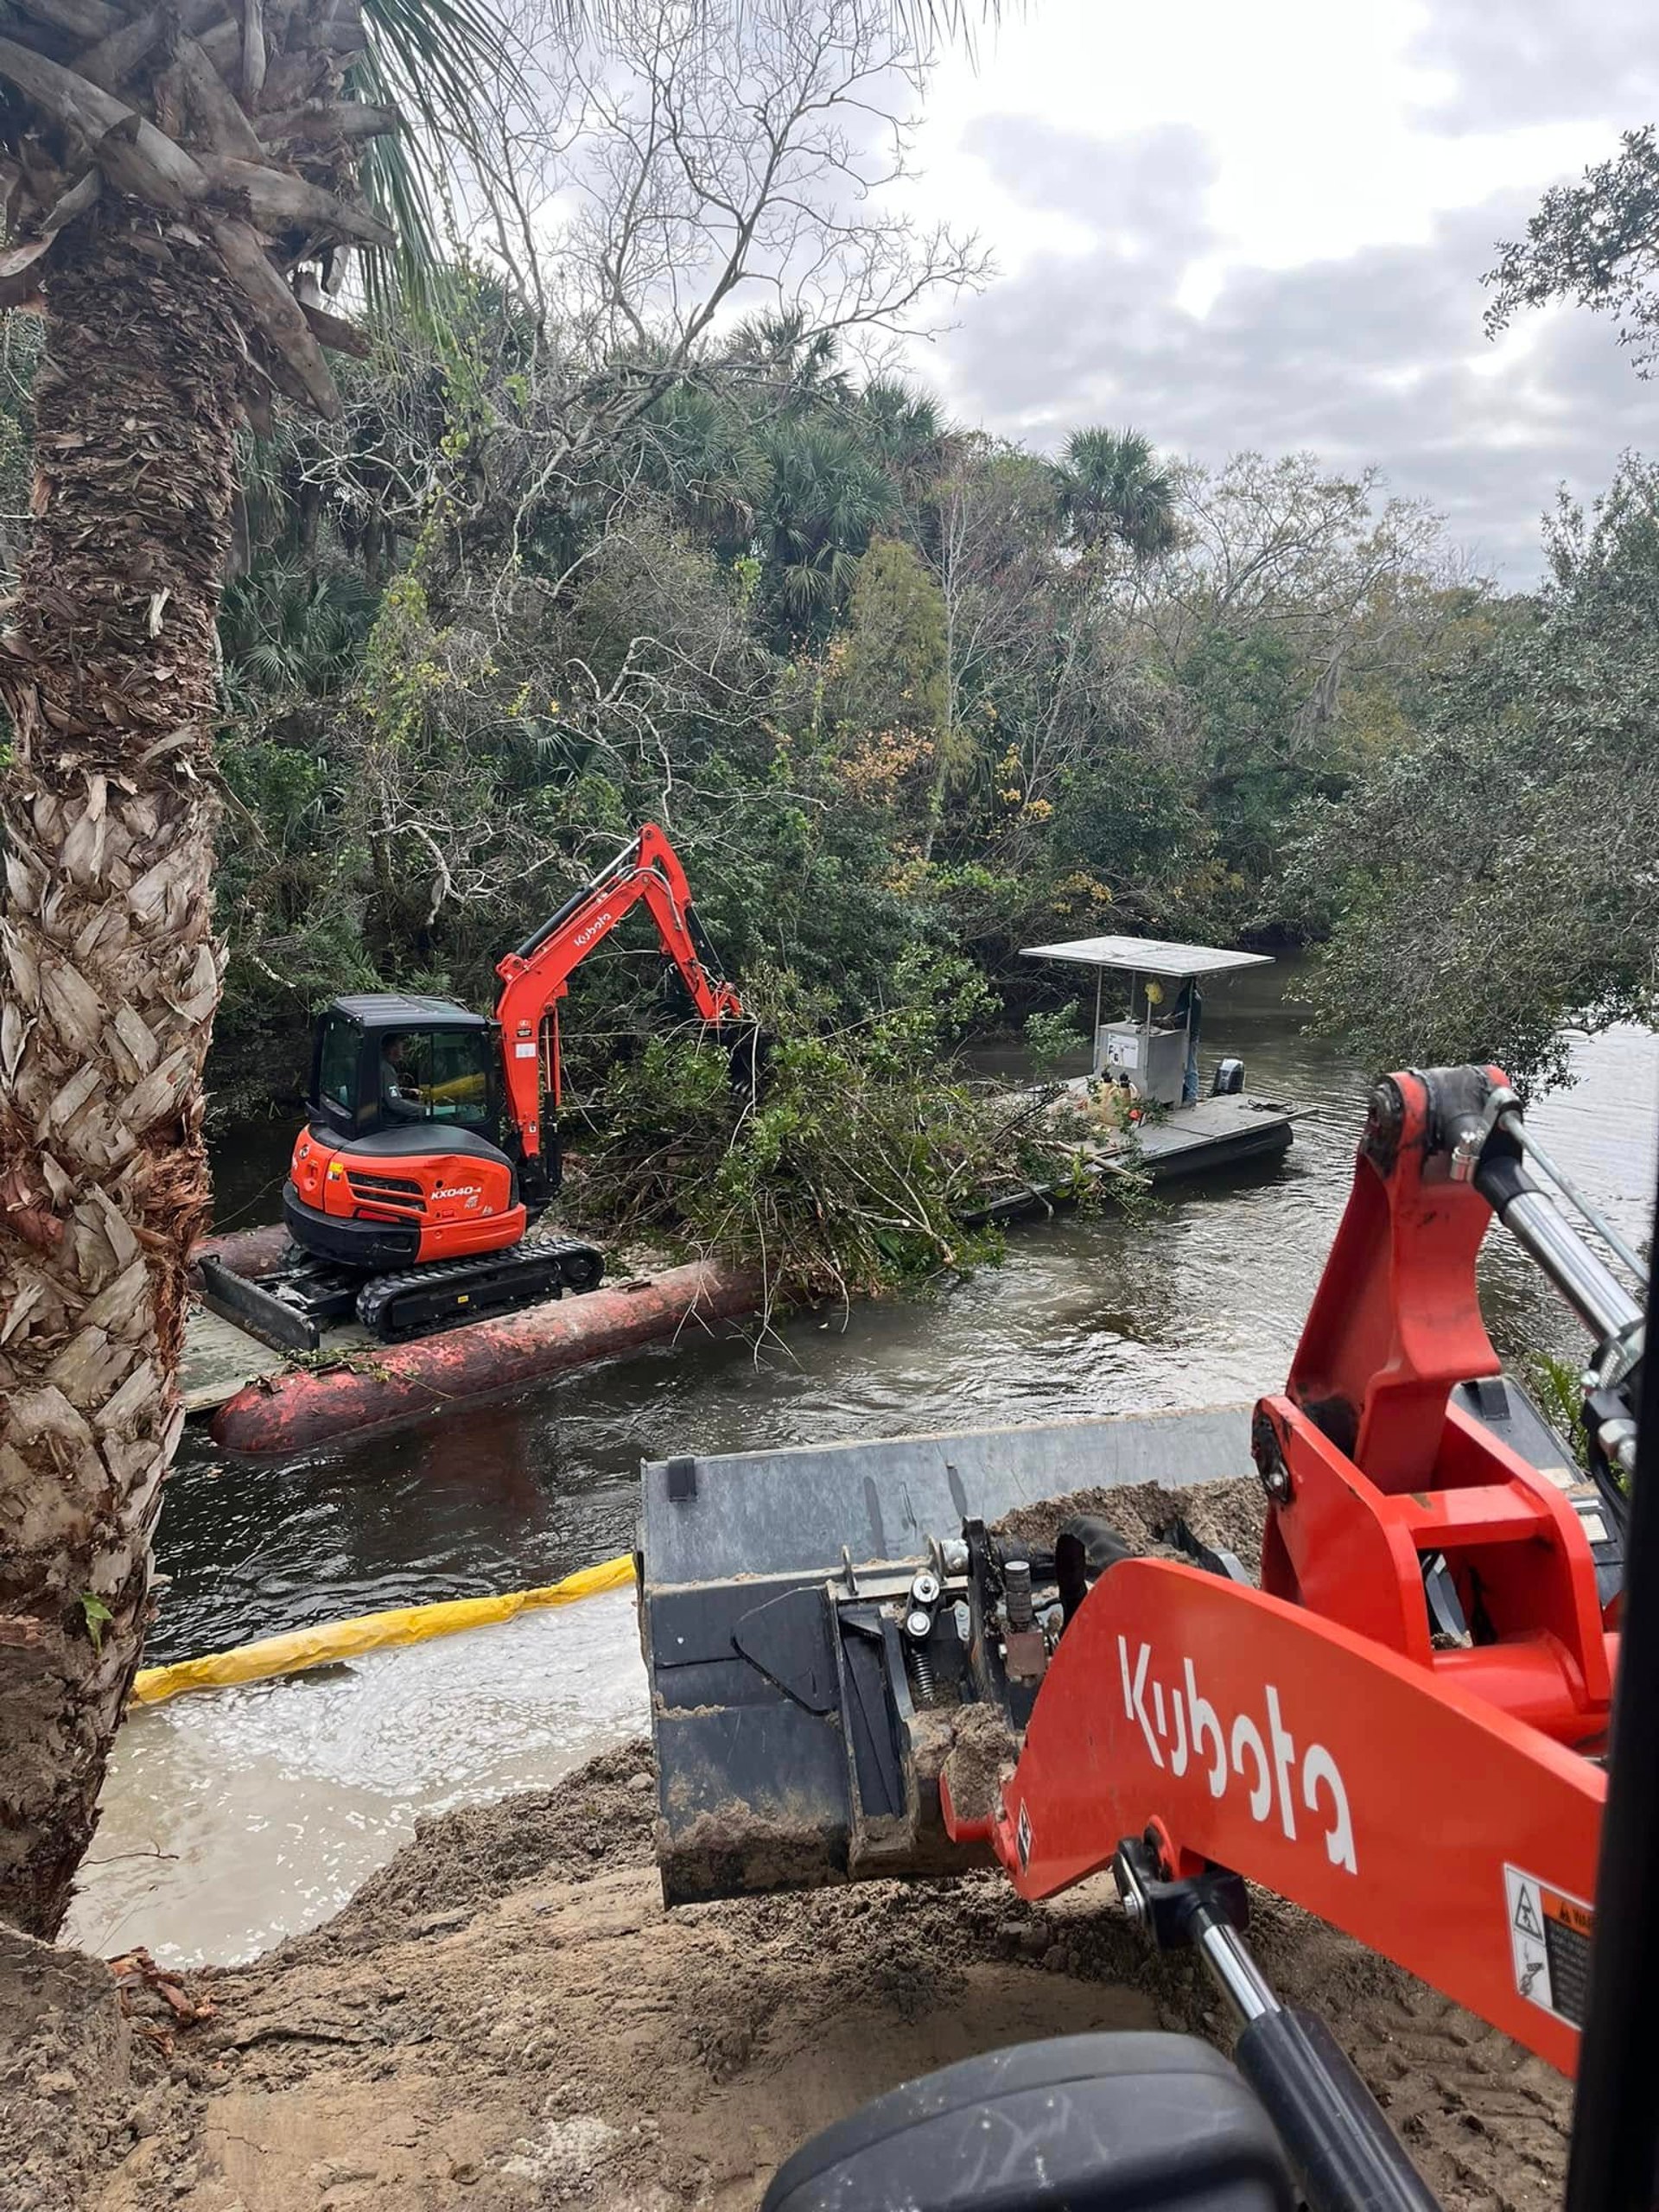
left=75, top=1745, right=1163, bottom=2212
left=319, top=1744, right=658, bottom=1948
left=1, top=1926, right=140, bottom=2212
left=6, top=1730, right=1565, bottom=2212
left=995, top=1473, right=1268, bottom=1569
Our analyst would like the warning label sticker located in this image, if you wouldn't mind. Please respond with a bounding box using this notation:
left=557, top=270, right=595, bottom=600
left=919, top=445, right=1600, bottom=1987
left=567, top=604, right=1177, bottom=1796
left=1504, top=1864, right=1593, bottom=2027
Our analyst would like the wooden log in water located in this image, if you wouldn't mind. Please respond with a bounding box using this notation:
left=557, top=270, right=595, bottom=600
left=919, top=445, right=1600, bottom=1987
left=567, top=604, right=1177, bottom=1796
left=190, top=1219, right=293, bottom=1281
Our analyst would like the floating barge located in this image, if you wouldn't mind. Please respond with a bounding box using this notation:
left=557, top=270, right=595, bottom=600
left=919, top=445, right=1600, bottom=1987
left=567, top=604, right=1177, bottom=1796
left=969, top=936, right=1298, bottom=1224
left=181, top=1224, right=759, bottom=1451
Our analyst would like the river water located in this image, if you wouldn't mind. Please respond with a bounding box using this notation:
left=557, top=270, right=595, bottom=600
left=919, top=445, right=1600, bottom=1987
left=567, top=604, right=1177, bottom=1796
left=67, top=969, right=1658, bottom=1961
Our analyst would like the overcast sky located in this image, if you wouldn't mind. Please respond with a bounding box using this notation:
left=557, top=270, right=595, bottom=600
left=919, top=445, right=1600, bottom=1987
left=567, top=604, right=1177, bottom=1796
left=896, top=0, right=1659, bottom=579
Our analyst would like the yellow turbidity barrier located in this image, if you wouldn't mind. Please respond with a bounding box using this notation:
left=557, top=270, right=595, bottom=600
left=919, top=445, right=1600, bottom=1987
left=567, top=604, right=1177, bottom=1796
left=130, top=1553, right=636, bottom=1707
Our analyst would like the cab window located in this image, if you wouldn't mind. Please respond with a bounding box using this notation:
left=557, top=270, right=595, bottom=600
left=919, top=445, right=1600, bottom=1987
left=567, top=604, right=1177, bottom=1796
left=378, top=1029, right=493, bottom=1130
left=317, top=1014, right=365, bottom=1127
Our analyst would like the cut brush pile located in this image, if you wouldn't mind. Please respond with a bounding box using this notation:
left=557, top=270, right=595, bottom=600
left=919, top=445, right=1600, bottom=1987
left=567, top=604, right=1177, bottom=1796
left=563, top=950, right=1128, bottom=1314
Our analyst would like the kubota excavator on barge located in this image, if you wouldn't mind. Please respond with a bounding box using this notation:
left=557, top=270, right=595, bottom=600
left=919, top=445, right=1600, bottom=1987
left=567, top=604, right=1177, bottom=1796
left=199, top=823, right=753, bottom=1349
left=638, top=1064, right=1659, bottom=2212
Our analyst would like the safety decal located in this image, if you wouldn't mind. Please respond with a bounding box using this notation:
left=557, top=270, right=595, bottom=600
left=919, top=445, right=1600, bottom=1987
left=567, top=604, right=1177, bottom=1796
left=1503, top=1864, right=1593, bottom=2028
left=1016, top=1802, right=1033, bottom=1872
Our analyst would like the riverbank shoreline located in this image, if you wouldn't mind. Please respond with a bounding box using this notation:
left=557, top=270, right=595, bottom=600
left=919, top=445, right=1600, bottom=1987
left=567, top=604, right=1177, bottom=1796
left=7, top=1738, right=1570, bottom=2212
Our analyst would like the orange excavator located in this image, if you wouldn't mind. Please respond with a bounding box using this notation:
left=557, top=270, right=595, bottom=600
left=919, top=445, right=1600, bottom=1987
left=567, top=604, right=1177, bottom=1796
left=200, top=825, right=749, bottom=1347
left=639, top=1065, right=1659, bottom=2211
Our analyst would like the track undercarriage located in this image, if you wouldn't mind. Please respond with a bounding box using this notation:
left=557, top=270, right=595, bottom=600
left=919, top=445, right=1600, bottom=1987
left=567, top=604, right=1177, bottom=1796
left=197, top=1233, right=605, bottom=1351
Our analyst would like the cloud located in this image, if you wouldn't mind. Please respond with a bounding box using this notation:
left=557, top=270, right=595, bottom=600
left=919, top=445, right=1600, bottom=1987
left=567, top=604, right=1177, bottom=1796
left=958, top=115, right=1218, bottom=266
left=1411, top=0, right=1659, bottom=132
left=935, top=120, right=1654, bottom=579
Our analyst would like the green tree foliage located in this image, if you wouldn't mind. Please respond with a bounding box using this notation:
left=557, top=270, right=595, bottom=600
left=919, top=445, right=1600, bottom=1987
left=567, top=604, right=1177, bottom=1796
left=196, top=283, right=1475, bottom=1116
left=1487, top=125, right=1659, bottom=374
left=1055, top=426, right=1180, bottom=560
left=823, top=537, right=960, bottom=835
left=1180, top=622, right=1306, bottom=887
left=1300, top=457, right=1659, bottom=1091
left=569, top=947, right=1101, bottom=1305
left=754, top=416, right=898, bottom=631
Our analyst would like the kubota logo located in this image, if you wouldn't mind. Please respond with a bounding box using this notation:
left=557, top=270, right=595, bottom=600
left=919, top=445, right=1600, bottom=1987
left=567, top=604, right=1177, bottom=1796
left=574, top=909, right=614, bottom=948
left=1118, top=1637, right=1357, bottom=1875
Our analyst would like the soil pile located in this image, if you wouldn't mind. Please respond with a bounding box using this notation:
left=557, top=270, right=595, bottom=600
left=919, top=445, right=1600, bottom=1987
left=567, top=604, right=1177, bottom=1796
left=3, top=1738, right=1570, bottom=2212
left=995, top=1472, right=1268, bottom=1567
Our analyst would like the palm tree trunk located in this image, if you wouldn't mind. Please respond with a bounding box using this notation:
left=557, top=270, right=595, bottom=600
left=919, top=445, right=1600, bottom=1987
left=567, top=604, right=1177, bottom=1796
left=0, top=207, right=239, bottom=1936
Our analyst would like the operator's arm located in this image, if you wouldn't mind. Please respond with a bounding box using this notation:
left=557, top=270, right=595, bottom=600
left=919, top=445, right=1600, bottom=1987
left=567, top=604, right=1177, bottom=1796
left=379, top=1059, right=426, bottom=1122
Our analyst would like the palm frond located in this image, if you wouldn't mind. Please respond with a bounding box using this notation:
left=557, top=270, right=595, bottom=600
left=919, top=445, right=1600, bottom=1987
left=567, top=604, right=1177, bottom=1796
left=892, top=0, right=1011, bottom=55
left=355, top=0, right=536, bottom=306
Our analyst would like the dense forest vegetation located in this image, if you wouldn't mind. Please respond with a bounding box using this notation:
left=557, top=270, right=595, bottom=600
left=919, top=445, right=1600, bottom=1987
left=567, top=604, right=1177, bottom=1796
left=198, top=327, right=1483, bottom=1109
left=2, top=3, right=1649, bottom=1125
left=167, top=298, right=1652, bottom=1110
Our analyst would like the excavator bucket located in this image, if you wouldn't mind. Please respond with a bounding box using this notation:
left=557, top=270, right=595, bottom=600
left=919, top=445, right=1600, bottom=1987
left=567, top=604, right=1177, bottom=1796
left=637, top=1407, right=1255, bottom=1903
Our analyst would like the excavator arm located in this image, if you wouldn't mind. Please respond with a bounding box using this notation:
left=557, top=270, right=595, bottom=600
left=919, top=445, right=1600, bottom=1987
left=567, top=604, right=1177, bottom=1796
left=493, top=823, right=746, bottom=1165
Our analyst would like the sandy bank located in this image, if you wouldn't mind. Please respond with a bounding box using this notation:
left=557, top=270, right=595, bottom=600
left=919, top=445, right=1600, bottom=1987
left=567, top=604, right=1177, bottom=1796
left=5, top=1735, right=1572, bottom=2212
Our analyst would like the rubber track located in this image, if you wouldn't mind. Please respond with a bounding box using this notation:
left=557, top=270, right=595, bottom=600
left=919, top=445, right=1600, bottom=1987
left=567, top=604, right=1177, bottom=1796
left=355, top=1237, right=605, bottom=1342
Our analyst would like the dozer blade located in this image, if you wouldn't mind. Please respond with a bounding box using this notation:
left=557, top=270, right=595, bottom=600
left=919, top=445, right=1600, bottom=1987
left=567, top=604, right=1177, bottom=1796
left=195, top=1254, right=321, bottom=1356
left=638, top=1407, right=1254, bottom=1904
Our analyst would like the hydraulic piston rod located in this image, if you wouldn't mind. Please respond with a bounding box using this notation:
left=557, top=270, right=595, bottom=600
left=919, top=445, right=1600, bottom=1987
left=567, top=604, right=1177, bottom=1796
left=1494, top=1185, right=1643, bottom=1346
left=1113, top=1840, right=1439, bottom=2212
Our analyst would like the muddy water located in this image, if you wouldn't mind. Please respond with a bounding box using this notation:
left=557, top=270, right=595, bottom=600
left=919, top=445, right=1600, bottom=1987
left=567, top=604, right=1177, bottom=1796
left=67, top=971, right=1658, bottom=1961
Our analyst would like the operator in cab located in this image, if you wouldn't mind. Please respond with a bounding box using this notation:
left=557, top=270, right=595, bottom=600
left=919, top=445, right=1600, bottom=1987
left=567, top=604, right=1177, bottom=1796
left=379, top=1033, right=426, bottom=1122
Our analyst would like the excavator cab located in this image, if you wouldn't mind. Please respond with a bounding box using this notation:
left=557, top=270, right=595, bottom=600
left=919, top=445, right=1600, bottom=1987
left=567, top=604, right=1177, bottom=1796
left=283, top=993, right=533, bottom=1281
left=308, top=995, right=503, bottom=1147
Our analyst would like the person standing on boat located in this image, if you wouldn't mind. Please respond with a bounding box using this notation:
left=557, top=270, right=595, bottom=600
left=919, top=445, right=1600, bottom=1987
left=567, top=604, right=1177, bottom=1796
left=1173, top=979, right=1203, bottom=1105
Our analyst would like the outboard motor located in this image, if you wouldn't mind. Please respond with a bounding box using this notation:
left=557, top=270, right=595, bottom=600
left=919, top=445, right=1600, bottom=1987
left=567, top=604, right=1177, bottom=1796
left=1212, top=1056, right=1245, bottom=1096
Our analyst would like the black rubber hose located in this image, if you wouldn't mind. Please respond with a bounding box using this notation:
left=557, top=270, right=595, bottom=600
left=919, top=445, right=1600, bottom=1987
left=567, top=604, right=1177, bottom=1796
left=1563, top=1144, right=1659, bottom=2211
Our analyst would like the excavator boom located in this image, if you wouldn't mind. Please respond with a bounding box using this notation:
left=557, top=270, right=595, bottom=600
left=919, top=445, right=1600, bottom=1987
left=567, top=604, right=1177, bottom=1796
left=493, top=823, right=745, bottom=1163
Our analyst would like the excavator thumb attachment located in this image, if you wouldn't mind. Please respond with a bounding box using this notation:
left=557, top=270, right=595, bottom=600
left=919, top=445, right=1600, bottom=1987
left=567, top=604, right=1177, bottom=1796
left=638, top=1407, right=1255, bottom=1903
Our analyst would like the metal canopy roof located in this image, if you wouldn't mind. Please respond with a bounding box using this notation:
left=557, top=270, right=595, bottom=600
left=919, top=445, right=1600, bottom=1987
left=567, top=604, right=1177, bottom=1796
left=1020, top=935, right=1275, bottom=981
